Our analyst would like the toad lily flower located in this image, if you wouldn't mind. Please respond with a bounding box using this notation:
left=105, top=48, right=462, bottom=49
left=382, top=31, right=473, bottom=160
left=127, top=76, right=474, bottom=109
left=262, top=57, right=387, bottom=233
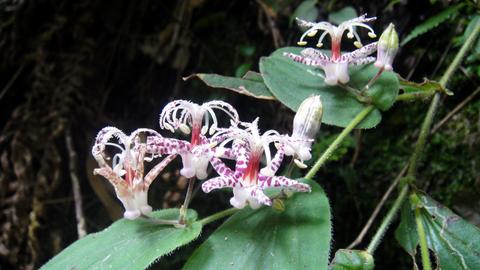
left=202, top=119, right=311, bottom=209
left=287, top=14, right=378, bottom=85
left=284, top=44, right=377, bottom=85
left=284, top=95, right=323, bottom=168
left=296, top=14, right=377, bottom=55
left=145, top=134, right=210, bottom=180
left=92, top=127, right=176, bottom=220
left=158, top=100, right=240, bottom=179
left=160, top=100, right=239, bottom=146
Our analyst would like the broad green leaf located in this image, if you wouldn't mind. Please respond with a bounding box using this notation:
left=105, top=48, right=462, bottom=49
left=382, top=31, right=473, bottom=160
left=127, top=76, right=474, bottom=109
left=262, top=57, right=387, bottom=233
left=260, top=47, right=399, bottom=128
left=41, top=209, right=202, bottom=270
left=328, top=7, right=357, bottom=25
left=185, top=73, right=276, bottom=100
left=183, top=179, right=332, bottom=270
left=291, top=0, right=318, bottom=25
left=395, top=193, right=480, bottom=270
left=401, top=3, right=464, bottom=46
left=330, top=249, right=374, bottom=270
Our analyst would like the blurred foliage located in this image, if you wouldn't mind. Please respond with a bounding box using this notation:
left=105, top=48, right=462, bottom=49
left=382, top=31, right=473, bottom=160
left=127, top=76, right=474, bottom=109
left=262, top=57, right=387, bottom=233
left=0, top=0, right=479, bottom=269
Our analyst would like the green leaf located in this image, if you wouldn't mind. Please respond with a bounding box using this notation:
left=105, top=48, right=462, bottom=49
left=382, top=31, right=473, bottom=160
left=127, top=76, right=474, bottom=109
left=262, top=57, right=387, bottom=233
left=399, top=77, right=452, bottom=95
left=235, top=63, right=252, bottom=77
left=395, top=193, right=480, bottom=270
left=243, top=70, right=264, bottom=82
left=462, top=15, right=480, bottom=56
left=185, top=73, right=276, bottom=100
left=395, top=202, right=419, bottom=257
left=183, top=179, right=332, bottom=270
left=260, top=47, right=399, bottom=129
left=401, top=3, right=464, bottom=46
left=329, top=249, right=374, bottom=270
left=41, top=209, right=202, bottom=270
left=291, top=0, right=318, bottom=25
left=328, top=7, right=357, bottom=25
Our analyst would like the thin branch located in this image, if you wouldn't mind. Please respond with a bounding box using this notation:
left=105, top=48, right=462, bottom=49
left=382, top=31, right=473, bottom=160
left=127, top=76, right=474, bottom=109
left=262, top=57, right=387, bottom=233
left=347, top=164, right=407, bottom=249
left=65, top=130, right=87, bottom=238
left=349, top=129, right=363, bottom=168
left=431, top=86, right=480, bottom=134
left=0, top=64, right=24, bottom=102
left=256, top=0, right=284, bottom=48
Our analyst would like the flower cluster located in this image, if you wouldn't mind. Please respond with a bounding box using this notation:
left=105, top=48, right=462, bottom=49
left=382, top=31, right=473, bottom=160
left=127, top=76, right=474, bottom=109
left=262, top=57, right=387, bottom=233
left=92, top=97, right=323, bottom=219
left=284, top=14, right=398, bottom=85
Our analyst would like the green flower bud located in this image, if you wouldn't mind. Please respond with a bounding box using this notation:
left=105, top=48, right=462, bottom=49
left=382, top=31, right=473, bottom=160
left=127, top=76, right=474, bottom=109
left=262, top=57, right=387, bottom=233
left=285, top=95, right=323, bottom=162
left=374, top=23, right=399, bottom=71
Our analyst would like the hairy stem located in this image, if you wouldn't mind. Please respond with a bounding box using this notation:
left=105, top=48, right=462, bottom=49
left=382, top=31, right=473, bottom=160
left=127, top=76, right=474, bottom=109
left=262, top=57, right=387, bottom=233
left=408, top=20, right=480, bottom=178
left=199, top=208, right=239, bottom=226
left=406, top=93, right=440, bottom=177
left=305, top=105, right=374, bottom=179
left=395, top=91, right=435, bottom=102
left=366, top=20, right=480, bottom=256
left=415, top=207, right=432, bottom=270
left=366, top=185, right=408, bottom=254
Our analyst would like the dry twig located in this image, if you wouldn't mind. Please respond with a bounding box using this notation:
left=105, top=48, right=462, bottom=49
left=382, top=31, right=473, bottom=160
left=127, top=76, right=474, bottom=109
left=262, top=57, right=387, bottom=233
left=65, top=130, right=87, bottom=238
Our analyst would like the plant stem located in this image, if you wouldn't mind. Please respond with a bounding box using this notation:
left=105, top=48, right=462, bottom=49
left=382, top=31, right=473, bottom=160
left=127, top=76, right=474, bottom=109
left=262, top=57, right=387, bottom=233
left=305, top=105, right=374, bottom=180
left=366, top=19, right=480, bottom=257
left=339, top=83, right=372, bottom=103
left=285, top=158, right=295, bottom=177
left=347, top=164, right=408, bottom=249
left=139, top=214, right=179, bottom=225
left=395, top=91, right=435, bottom=102
left=415, top=207, right=432, bottom=270
left=407, top=19, right=480, bottom=178
left=179, top=178, right=195, bottom=224
left=439, top=24, right=480, bottom=87
left=199, top=208, right=239, bottom=226
left=406, top=93, right=440, bottom=177
left=360, top=67, right=384, bottom=95
left=366, top=185, right=408, bottom=254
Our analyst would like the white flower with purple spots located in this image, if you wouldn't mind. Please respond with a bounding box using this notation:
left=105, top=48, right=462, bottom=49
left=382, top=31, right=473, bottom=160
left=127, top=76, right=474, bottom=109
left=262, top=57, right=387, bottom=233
left=157, top=100, right=239, bottom=179
left=285, top=14, right=378, bottom=85
left=202, top=119, right=311, bottom=209
left=284, top=42, right=377, bottom=85
left=92, top=127, right=176, bottom=220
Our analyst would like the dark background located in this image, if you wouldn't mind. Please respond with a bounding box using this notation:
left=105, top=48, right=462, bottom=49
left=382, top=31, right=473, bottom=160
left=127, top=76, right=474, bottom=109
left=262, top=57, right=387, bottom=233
left=0, top=0, right=479, bottom=269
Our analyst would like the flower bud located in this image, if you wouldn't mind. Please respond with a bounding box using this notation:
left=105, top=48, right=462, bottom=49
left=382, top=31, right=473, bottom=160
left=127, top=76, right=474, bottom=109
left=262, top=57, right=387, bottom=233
left=374, top=23, right=399, bottom=71
left=286, top=95, right=323, bottom=162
